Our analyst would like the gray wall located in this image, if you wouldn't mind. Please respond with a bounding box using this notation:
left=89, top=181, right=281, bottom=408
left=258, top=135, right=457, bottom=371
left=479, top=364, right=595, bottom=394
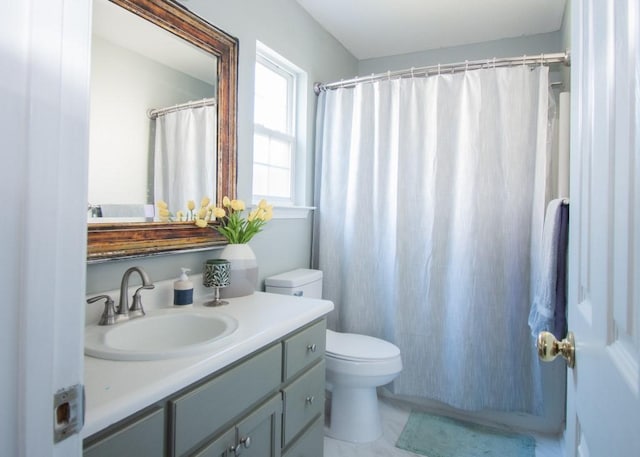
left=561, top=0, right=571, bottom=89
left=358, top=31, right=566, bottom=84
left=359, top=31, right=563, bottom=73
left=86, top=0, right=358, bottom=293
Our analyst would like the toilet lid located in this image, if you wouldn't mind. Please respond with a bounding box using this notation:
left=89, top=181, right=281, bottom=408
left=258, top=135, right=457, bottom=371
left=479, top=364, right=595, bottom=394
left=326, top=329, right=400, bottom=362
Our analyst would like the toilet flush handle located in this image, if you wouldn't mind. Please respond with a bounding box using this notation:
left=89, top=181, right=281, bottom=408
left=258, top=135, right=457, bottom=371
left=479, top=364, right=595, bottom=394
left=307, top=343, right=317, bottom=352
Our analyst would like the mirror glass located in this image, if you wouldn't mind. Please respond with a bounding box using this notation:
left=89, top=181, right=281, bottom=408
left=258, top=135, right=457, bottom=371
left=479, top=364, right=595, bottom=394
left=89, top=0, right=218, bottom=222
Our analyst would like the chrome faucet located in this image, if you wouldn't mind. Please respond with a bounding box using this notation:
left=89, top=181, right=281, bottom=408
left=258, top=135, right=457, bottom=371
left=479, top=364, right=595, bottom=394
left=117, top=267, right=155, bottom=319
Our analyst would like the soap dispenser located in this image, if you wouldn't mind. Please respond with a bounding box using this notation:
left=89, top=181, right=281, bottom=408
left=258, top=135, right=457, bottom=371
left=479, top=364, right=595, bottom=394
left=174, top=268, right=194, bottom=306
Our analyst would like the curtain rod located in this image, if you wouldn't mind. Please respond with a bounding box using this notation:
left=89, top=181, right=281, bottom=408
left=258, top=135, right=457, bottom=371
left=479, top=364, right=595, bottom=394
left=147, top=97, right=217, bottom=119
left=314, top=50, right=570, bottom=95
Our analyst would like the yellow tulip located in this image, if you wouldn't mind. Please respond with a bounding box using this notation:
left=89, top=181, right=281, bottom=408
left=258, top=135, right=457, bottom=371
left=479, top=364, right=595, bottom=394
left=230, top=199, right=245, bottom=211
left=197, top=207, right=207, bottom=219
left=187, top=200, right=196, bottom=211
left=213, top=207, right=226, bottom=218
left=258, top=199, right=268, bottom=210
left=158, top=208, right=170, bottom=217
left=222, top=196, right=231, bottom=207
left=200, top=197, right=210, bottom=208
left=247, top=209, right=258, bottom=221
left=195, top=219, right=208, bottom=228
left=156, top=200, right=168, bottom=209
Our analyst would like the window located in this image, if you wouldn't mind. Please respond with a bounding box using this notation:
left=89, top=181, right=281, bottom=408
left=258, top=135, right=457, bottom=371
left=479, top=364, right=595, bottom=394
left=253, top=44, right=303, bottom=206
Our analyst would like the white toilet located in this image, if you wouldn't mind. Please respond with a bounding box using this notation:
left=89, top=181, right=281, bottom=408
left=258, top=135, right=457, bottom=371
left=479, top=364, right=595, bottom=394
left=265, top=268, right=402, bottom=443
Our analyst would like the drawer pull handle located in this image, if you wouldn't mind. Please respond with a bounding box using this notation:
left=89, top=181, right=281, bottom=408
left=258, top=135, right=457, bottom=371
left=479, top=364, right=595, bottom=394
left=231, top=436, right=251, bottom=456
left=307, top=343, right=317, bottom=353
left=305, top=395, right=315, bottom=404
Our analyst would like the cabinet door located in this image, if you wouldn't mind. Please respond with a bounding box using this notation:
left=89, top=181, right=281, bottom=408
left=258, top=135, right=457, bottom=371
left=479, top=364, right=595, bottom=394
left=235, top=394, right=282, bottom=457
left=84, top=406, right=164, bottom=457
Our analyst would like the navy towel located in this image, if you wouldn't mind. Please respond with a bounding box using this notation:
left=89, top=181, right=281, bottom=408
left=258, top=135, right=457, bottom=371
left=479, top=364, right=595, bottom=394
left=553, top=202, right=569, bottom=339
left=528, top=199, right=569, bottom=340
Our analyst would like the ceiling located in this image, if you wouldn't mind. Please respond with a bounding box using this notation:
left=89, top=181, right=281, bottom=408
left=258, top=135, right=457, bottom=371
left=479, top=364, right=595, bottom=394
left=295, top=0, right=567, bottom=60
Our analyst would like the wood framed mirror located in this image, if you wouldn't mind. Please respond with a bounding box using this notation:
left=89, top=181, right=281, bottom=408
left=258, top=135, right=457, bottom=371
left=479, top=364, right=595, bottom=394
left=87, top=0, right=237, bottom=261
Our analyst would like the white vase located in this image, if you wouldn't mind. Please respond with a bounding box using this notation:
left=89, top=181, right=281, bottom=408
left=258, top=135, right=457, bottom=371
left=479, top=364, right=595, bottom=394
left=218, top=243, right=258, bottom=298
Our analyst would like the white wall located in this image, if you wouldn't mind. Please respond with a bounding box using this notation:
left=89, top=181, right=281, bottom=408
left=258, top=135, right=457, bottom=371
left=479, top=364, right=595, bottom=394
left=86, top=0, right=358, bottom=293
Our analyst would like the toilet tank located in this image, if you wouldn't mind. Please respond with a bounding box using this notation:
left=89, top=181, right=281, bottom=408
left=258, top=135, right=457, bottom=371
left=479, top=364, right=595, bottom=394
left=265, top=269, right=323, bottom=299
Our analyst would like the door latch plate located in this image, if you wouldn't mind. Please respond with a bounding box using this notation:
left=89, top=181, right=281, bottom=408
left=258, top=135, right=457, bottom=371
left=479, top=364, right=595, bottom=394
left=53, top=384, right=84, bottom=443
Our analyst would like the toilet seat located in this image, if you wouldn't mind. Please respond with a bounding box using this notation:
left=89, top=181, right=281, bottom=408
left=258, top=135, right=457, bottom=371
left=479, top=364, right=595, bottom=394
left=326, top=329, right=400, bottom=362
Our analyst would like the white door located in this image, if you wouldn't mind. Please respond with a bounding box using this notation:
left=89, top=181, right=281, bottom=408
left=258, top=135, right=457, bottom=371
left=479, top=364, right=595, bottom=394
left=566, top=1, right=640, bottom=456
left=1, top=0, right=90, bottom=455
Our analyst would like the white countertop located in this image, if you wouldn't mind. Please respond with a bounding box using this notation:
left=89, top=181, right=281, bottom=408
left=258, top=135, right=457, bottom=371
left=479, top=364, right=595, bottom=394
left=83, top=287, right=333, bottom=438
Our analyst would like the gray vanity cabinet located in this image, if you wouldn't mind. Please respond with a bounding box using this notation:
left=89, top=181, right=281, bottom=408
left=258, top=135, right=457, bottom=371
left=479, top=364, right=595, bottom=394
left=83, top=318, right=326, bottom=457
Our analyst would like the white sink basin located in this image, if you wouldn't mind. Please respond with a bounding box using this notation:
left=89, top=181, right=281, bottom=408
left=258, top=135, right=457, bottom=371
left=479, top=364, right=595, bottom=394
left=85, top=308, right=239, bottom=361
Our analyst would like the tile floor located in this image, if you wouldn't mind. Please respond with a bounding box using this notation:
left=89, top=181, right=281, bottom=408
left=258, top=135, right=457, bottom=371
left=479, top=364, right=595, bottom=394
left=324, top=396, right=563, bottom=457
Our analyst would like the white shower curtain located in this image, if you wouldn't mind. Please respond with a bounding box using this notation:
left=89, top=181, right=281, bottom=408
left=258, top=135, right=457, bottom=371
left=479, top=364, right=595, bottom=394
left=153, top=105, right=217, bottom=214
left=314, top=66, right=554, bottom=413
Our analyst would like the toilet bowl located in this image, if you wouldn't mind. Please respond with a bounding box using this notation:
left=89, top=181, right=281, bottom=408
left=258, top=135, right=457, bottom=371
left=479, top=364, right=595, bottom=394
left=325, top=329, right=402, bottom=442
left=265, top=269, right=403, bottom=443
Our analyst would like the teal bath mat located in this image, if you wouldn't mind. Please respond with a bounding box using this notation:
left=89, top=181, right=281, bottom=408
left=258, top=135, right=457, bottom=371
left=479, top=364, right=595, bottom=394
left=396, top=411, right=535, bottom=457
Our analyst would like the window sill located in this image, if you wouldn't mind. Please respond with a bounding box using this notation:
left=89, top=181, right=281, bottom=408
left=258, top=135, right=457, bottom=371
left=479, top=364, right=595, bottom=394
left=269, top=205, right=315, bottom=220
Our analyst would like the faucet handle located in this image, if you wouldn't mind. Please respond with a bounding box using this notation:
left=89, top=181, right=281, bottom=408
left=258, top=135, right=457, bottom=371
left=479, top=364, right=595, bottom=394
left=129, top=284, right=155, bottom=318
left=87, top=295, right=118, bottom=326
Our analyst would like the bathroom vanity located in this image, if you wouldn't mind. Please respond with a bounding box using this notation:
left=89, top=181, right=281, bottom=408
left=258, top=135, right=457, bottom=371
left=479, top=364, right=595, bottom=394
left=82, top=286, right=333, bottom=457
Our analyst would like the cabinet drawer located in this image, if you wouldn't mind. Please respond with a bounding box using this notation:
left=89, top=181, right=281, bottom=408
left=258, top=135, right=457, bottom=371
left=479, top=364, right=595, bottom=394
left=171, top=343, right=282, bottom=457
left=282, top=415, right=323, bottom=457
left=282, top=361, right=325, bottom=446
left=282, top=320, right=325, bottom=381
left=84, top=406, right=164, bottom=457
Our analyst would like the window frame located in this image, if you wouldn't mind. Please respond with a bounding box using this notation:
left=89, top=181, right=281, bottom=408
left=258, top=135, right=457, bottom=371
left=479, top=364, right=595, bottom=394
left=252, top=44, right=300, bottom=206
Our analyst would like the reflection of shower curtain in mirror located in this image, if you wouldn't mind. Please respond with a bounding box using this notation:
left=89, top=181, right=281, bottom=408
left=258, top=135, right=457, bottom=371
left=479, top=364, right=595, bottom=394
left=153, top=105, right=217, bottom=215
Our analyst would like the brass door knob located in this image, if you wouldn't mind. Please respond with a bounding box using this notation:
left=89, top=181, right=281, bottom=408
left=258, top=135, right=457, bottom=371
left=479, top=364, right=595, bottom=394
left=537, top=331, right=575, bottom=368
